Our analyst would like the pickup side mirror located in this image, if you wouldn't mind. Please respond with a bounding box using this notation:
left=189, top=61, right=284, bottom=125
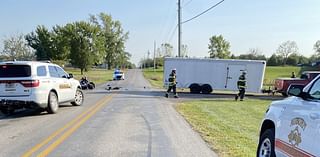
left=287, top=84, right=304, bottom=96
left=68, top=73, right=74, bottom=79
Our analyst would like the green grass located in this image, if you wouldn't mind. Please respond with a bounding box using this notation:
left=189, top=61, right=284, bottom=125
left=65, top=68, right=113, bottom=84
left=142, top=68, right=163, bottom=88
left=176, top=99, right=271, bottom=157
left=263, top=66, right=301, bottom=85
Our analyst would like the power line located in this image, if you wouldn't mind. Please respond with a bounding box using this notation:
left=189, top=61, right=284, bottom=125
left=160, top=1, right=177, bottom=44
left=168, top=24, right=178, bottom=43
left=182, top=0, right=225, bottom=24
left=183, top=0, right=193, bottom=7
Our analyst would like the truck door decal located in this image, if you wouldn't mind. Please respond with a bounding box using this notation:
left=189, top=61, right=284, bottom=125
left=275, top=139, right=315, bottom=157
left=275, top=117, right=315, bottom=157
left=288, top=117, right=306, bottom=147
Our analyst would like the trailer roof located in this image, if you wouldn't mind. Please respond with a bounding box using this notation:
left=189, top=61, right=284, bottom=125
left=164, top=57, right=266, bottom=64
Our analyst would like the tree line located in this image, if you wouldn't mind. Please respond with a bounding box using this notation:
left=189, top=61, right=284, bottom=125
left=208, top=35, right=320, bottom=66
left=141, top=35, right=320, bottom=68
left=0, top=13, right=134, bottom=74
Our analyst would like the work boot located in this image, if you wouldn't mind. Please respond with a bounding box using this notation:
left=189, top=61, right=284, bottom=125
left=165, top=93, right=169, bottom=98
left=235, top=95, right=238, bottom=101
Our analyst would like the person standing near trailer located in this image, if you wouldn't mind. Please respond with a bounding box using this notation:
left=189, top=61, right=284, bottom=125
left=291, top=71, right=296, bottom=78
left=235, top=71, right=247, bottom=101
left=165, top=68, right=179, bottom=98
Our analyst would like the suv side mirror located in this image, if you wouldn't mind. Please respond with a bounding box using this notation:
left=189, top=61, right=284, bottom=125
left=287, top=84, right=304, bottom=96
left=69, top=73, right=73, bottom=79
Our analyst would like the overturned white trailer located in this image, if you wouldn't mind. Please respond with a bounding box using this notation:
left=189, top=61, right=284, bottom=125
left=164, top=57, right=266, bottom=93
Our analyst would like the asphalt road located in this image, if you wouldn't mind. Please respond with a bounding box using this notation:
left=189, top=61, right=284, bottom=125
left=0, top=69, right=217, bottom=157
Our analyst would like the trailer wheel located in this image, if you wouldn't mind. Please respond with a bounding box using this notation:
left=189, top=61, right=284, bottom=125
left=189, top=83, right=201, bottom=94
left=201, top=84, right=212, bottom=94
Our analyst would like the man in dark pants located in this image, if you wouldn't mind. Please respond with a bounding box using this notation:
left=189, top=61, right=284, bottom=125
left=235, top=71, right=247, bottom=101
left=165, top=69, right=178, bottom=98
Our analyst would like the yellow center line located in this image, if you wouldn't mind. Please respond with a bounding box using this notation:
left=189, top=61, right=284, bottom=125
left=22, top=94, right=113, bottom=157
left=37, top=95, right=113, bottom=156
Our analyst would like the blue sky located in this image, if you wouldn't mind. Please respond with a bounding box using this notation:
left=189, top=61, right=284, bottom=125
left=1, top=0, right=320, bottom=64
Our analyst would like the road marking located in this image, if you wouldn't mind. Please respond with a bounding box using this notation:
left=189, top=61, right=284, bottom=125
left=22, top=94, right=113, bottom=157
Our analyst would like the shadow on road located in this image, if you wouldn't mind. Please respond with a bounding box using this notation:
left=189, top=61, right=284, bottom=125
left=0, top=104, right=77, bottom=120
left=86, top=87, right=284, bottom=101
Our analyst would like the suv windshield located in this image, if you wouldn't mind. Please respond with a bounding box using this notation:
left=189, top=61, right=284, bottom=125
left=0, top=65, right=31, bottom=77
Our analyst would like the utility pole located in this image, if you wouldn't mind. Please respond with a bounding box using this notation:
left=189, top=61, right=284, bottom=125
left=153, top=41, right=156, bottom=72
left=178, top=0, right=182, bottom=57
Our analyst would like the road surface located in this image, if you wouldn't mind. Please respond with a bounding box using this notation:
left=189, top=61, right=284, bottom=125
left=0, top=69, right=217, bottom=157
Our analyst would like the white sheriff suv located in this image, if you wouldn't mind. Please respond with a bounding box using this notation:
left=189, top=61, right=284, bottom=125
left=257, top=75, right=320, bottom=156
left=0, top=61, right=84, bottom=114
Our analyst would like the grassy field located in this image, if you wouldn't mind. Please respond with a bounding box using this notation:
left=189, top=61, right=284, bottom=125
left=141, top=66, right=298, bottom=156
left=176, top=99, right=271, bottom=157
left=65, top=68, right=113, bottom=84
left=263, top=66, right=301, bottom=85
left=142, top=68, right=164, bottom=88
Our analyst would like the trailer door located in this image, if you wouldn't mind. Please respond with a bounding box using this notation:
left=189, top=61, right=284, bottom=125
left=225, top=64, right=246, bottom=90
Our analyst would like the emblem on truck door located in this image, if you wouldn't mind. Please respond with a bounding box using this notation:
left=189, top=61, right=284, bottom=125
left=288, top=117, right=306, bottom=147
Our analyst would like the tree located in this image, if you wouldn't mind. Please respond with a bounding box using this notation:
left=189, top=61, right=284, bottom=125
left=114, top=51, right=132, bottom=69
left=161, top=43, right=173, bottom=57
left=63, top=21, right=101, bottom=74
left=276, top=41, right=299, bottom=65
left=239, top=48, right=266, bottom=60
left=181, top=44, right=188, bottom=57
left=208, top=35, right=231, bottom=59
left=90, top=13, right=129, bottom=70
left=297, top=55, right=309, bottom=65
left=313, top=40, right=320, bottom=57
left=26, top=25, right=56, bottom=61
left=267, top=54, right=279, bottom=66
left=25, top=12, right=130, bottom=72
left=2, top=33, right=35, bottom=60
left=286, top=53, right=299, bottom=65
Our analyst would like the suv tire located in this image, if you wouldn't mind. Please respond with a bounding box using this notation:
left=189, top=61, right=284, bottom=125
left=71, top=89, right=84, bottom=106
left=257, top=128, right=275, bottom=157
left=47, top=91, right=59, bottom=114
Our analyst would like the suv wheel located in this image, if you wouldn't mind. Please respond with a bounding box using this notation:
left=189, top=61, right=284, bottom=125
left=71, top=89, right=84, bottom=106
left=257, top=128, right=275, bottom=157
left=47, top=91, right=59, bottom=114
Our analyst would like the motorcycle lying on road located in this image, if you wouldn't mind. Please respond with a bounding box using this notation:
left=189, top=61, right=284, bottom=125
left=80, top=78, right=95, bottom=90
